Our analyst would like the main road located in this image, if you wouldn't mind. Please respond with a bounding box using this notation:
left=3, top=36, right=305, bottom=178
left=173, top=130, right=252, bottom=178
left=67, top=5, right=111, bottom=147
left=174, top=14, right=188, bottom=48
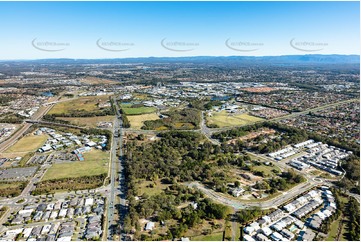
left=105, top=97, right=127, bottom=240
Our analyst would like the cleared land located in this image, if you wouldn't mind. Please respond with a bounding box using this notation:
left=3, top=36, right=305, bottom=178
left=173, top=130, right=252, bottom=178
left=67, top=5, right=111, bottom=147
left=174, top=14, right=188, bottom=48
left=42, top=149, right=109, bottom=180
left=191, top=232, right=224, bottom=241
left=48, top=95, right=111, bottom=115
left=2, top=134, right=48, bottom=154
left=241, top=87, right=276, bottom=93
left=79, top=77, right=119, bottom=85
left=56, top=115, right=114, bottom=128
left=207, top=111, right=263, bottom=128
left=137, top=179, right=171, bottom=196
left=127, top=113, right=160, bottom=129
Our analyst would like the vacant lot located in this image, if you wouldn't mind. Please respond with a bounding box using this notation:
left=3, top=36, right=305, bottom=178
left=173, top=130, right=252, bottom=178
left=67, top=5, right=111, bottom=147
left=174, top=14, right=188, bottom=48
left=0, top=181, right=27, bottom=197
left=48, top=95, right=111, bottom=115
left=241, top=87, right=276, bottom=93
left=252, top=164, right=281, bottom=177
left=191, top=232, right=224, bottom=241
left=207, top=111, right=263, bottom=128
left=142, top=108, right=201, bottom=130
left=127, top=113, right=160, bottom=129
left=3, top=134, right=48, bottom=154
left=56, top=115, right=114, bottom=128
left=42, top=149, right=109, bottom=180
left=80, top=77, right=119, bottom=85
left=137, top=179, right=171, bottom=196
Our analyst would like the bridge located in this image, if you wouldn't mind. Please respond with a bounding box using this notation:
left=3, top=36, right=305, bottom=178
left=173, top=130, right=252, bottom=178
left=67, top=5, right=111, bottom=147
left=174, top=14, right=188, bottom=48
left=25, top=120, right=85, bottom=129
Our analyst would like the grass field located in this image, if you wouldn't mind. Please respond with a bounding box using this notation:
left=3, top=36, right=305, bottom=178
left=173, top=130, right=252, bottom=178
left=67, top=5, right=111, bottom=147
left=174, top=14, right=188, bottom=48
left=42, top=149, right=109, bottom=180
left=137, top=179, right=170, bottom=196
left=56, top=116, right=114, bottom=128
left=0, top=182, right=24, bottom=190
left=133, top=93, right=149, bottom=100
left=127, top=113, right=160, bottom=129
left=327, top=216, right=343, bottom=241
left=0, top=181, right=27, bottom=197
left=3, top=134, right=48, bottom=153
left=252, top=164, right=281, bottom=176
left=207, top=111, right=263, bottom=128
left=122, top=106, right=157, bottom=115
left=191, top=232, right=224, bottom=241
left=48, top=95, right=111, bottom=115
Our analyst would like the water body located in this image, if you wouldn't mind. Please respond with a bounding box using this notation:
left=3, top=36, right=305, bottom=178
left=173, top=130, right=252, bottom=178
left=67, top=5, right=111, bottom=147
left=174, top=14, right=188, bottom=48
left=41, top=91, right=54, bottom=97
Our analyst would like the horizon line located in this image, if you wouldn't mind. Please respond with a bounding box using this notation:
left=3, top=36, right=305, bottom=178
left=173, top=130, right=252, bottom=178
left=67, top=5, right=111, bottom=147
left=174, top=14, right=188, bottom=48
left=0, top=53, right=360, bottom=62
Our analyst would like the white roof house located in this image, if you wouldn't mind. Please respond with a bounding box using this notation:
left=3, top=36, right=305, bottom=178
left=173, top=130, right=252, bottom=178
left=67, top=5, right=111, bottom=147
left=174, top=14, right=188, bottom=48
left=250, top=221, right=260, bottom=231
left=262, top=216, right=271, bottom=224
left=41, top=224, right=52, bottom=234
left=6, top=228, right=23, bottom=236
left=18, top=209, right=34, bottom=215
left=232, top=187, right=245, bottom=197
left=23, top=227, right=33, bottom=239
left=244, top=226, right=255, bottom=235
left=283, top=203, right=295, bottom=213
left=85, top=198, right=94, bottom=206
left=50, top=210, right=59, bottom=219
left=261, top=227, right=273, bottom=236
left=58, top=209, right=67, bottom=218
left=243, top=234, right=255, bottom=241
left=145, top=222, right=155, bottom=231
left=86, top=141, right=97, bottom=147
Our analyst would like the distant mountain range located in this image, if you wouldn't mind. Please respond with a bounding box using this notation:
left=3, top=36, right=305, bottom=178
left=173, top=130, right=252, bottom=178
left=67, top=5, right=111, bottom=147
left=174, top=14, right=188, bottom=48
left=2, top=54, right=360, bottom=65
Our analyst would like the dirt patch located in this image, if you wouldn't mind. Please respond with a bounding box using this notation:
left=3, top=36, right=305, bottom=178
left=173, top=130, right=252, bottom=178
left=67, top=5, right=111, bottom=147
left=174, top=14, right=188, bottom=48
left=241, top=87, right=277, bottom=93
left=228, top=128, right=276, bottom=145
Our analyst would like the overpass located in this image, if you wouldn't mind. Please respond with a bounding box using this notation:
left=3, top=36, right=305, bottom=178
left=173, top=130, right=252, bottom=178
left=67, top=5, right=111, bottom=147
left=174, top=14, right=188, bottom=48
left=25, top=120, right=85, bottom=130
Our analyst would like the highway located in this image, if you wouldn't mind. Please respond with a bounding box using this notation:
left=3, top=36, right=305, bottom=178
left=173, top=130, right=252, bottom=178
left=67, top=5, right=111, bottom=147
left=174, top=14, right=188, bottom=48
left=0, top=103, right=55, bottom=153
left=105, top=97, right=127, bottom=240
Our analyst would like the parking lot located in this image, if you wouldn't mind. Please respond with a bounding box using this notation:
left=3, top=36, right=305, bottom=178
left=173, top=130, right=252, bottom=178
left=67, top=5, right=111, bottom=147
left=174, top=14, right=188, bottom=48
left=0, top=167, right=38, bottom=180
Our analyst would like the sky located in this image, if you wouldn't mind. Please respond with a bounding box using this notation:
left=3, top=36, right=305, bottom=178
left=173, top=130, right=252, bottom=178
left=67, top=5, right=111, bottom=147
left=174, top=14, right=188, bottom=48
left=0, top=1, right=359, bottom=59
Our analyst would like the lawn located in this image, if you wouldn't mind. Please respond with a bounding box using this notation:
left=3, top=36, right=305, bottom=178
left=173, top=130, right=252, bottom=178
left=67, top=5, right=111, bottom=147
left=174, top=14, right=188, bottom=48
left=56, top=116, right=114, bottom=128
left=48, top=95, right=111, bottom=115
left=207, top=111, right=263, bottom=128
left=4, top=134, right=48, bottom=153
left=191, top=232, right=224, bottom=241
left=127, top=113, right=160, bottom=129
left=42, top=149, right=109, bottom=180
left=122, top=106, right=157, bottom=115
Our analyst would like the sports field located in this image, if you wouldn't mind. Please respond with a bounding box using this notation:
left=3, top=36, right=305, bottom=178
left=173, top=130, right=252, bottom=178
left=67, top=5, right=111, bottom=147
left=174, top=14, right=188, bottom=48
left=122, top=106, right=157, bottom=115
left=207, top=111, right=263, bottom=127
left=42, top=149, right=109, bottom=180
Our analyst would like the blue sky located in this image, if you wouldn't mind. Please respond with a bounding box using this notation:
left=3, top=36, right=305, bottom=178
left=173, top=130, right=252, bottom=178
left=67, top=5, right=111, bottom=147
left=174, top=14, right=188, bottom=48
left=0, top=1, right=359, bottom=59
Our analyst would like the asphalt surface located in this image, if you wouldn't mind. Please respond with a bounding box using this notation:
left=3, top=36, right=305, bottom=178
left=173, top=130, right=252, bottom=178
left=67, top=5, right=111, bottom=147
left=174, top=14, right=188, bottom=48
left=106, top=97, right=127, bottom=240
